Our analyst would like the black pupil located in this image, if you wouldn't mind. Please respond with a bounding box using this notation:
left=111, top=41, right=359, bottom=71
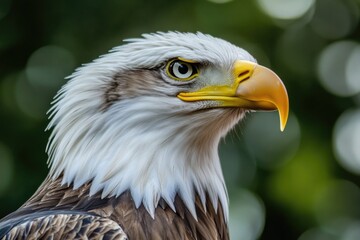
left=178, top=63, right=190, bottom=74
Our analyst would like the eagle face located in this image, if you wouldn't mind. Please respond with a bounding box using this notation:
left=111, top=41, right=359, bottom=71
left=46, top=32, right=288, bottom=220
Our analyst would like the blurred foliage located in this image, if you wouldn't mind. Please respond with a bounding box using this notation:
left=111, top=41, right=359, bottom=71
left=1, top=0, right=360, bottom=239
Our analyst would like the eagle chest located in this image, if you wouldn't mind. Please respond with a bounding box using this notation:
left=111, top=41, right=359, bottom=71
left=98, top=192, right=230, bottom=240
left=2, top=178, right=229, bottom=240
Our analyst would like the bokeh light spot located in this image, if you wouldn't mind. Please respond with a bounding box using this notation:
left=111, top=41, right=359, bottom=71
left=346, top=46, right=360, bottom=93
left=229, top=189, right=265, bottom=240
left=15, top=72, right=50, bottom=119
left=243, top=112, right=301, bottom=169
left=310, top=0, right=359, bottom=40
left=15, top=45, right=76, bottom=119
left=220, top=140, right=242, bottom=186
left=317, top=41, right=360, bottom=97
left=220, top=139, right=256, bottom=188
left=299, top=222, right=360, bottom=240
left=314, top=180, right=360, bottom=232
left=26, top=45, right=75, bottom=88
left=0, top=143, right=14, bottom=195
left=298, top=228, right=337, bottom=240
left=256, top=0, right=315, bottom=20
left=277, top=25, right=325, bottom=78
left=333, top=108, right=360, bottom=174
left=342, top=221, right=360, bottom=240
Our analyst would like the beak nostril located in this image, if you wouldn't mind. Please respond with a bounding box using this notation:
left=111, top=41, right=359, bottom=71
left=238, top=70, right=250, bottom=78
left=238, top=70, right=250, bottom=81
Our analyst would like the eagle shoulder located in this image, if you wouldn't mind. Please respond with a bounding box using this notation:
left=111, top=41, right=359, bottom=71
left=0, top=210, right=128, bottom=240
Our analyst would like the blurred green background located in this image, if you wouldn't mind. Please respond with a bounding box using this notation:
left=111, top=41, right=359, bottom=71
left=1, top=0, right=360, bottom=239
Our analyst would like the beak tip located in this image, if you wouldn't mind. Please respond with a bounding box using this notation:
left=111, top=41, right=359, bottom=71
left=280, top=125, right=285, bottom=132
left=279, top=110, right=289, bottom=132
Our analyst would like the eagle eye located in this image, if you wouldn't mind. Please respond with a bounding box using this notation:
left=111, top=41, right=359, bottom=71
left=166, top=59, right=199, bottom=81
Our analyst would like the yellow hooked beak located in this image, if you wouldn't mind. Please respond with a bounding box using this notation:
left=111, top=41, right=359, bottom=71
left=177, top=60, right=289, bottom=131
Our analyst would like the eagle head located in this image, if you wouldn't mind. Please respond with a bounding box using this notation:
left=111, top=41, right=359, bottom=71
left=46, top=32, right=288, bottom=220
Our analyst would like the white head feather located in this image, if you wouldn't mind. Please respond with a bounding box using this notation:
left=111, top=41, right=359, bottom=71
left=46, top=32, right=256, bottom=221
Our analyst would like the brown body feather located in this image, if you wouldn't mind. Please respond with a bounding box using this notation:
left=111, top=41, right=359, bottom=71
left=0, top=176, right=229, bottom=240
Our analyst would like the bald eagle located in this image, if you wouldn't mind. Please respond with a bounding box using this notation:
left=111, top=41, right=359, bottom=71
left=0, top=32, right=288, bottom=240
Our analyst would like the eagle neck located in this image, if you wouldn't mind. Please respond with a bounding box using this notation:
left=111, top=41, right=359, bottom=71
left=47, top=97, right=243, bottom=221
